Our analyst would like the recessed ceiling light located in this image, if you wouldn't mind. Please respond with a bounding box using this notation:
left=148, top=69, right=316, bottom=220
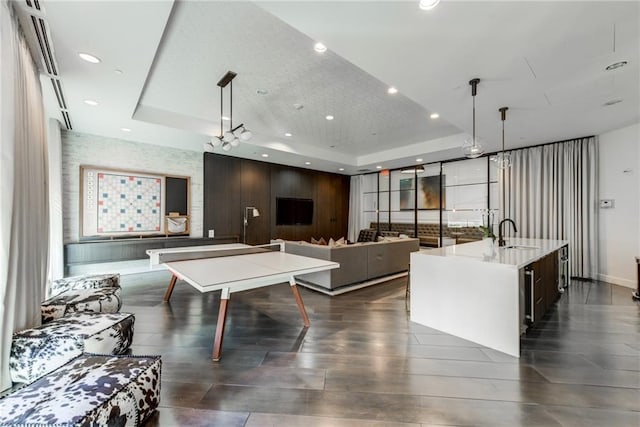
left=387, top=86, right=398, bottom=95
left=305, top=161, right=311, bottom=165
left=325, top=115, right=334, bottom=120
left=261, top=154, right=269, bottom=158
left=114, top=69, right=123, bottom=75
left=376, top=165, right=382, bottom=169
left=603, top=99, right=623, bottom=106
left=256, top=89, right=268, bottom=95
left=416, top=158, right=423, bottom=162
left=339, top=168, right=345, bottom=171
left=221, top=116, right=230, bottom=121
left=78, top=52, right=101, bottom=63
left=284, top=132, right=292, bottom=137
left=419, top=0, right=441, bottom=11
left=293, top=103, right=304, bottom=110
left=121, top=128, right=131, bottom=132
left=605, top=61, right=628, bottom=71
left=84, top=99, right=99, bottom=106
left=430, top=113, right=439, bottom=119
left=314, top=42, right=327, bottom=53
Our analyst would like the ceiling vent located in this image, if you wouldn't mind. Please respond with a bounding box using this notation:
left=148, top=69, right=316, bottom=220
left=25, top=0, right=41, bottom=11
left=23, top=4, right=73, bottom=130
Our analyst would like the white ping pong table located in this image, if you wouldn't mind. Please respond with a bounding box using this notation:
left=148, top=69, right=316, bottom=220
left=146, top=243, right=338, bottom=360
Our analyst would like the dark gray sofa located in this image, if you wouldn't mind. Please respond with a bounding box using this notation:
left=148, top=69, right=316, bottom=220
left=282, top=238, right=419, bottom=292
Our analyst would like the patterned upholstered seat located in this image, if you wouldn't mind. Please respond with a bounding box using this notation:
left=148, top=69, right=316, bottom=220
left=49, top=273, right=120, bottom=298
left=10, top=312, right=135, bottom=384
left=41, top=273, right=122, bottom=323
left=357, top=228, right=378, bottom=242
left=0, top=354, right=161, bottom=427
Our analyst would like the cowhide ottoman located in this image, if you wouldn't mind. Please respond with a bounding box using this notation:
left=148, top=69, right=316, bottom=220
left=10, top=312, right=135, bottom=384
left=0, top=354, right=161, bottom=427
left=49, top=273, right=120, bottom=298
left=41, top=286, right=123, bottom=323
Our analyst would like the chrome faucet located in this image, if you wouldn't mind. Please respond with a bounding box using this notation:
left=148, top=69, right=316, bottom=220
left=498, top=218, right=517, bottom=247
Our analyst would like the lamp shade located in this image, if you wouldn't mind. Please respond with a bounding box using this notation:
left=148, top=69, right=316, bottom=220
left=252, top=208, right=260, bottom=217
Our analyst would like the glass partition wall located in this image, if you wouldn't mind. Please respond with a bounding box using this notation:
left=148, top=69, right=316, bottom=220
left=363, top=157, right=499, bottom=247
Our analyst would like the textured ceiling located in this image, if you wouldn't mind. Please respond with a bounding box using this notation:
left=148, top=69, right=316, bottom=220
left=14, top=0, right=640, bottom=175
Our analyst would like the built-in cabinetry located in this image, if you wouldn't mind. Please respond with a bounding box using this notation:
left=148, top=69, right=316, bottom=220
left=525, top=250, right=560, bottom=326
left=204, top=153, right=349, bottom=244
left=64, top=236, right=238, bottom=275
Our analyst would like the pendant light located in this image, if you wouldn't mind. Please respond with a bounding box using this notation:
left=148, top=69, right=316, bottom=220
left=462, top=78, right=484, bottom=159
left=491, top=107, right=511, bottom=169
left=203, top=70, right=252, bottom=153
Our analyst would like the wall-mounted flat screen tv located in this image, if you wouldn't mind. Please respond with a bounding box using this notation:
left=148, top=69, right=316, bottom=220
left=276, top=197, right=314, bottom=225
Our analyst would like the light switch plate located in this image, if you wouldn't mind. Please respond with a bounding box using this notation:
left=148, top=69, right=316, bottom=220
left=208, top=229, right=215, bottom=238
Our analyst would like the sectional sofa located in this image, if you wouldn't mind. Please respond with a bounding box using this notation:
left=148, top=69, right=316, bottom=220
left=282, top=238, right=419, bottom=294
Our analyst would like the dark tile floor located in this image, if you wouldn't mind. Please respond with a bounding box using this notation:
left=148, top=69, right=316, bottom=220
left=121, top=271, right=640, bottom=426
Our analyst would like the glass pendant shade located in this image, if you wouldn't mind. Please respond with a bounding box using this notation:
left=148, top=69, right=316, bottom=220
left=223, top=131, right=235, bottom=142
left=491, top=152, right=511, bottom=169
left=239, top=128, right=252, bottom=141
left=230, top=137, right=240, bottom=147
left=203, top=142, right=215, bottom=153
left=211, top=137, right=222, bottom=147
left=222, top=142, right=231, bottom=151
left=462, top=138, right=484, bottom=159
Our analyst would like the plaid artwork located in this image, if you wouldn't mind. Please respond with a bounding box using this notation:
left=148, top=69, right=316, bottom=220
left=96, top=173, right=162, bottom=233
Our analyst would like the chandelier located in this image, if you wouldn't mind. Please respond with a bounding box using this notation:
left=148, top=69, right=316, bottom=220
left=204, top=71, right=252, bottom=152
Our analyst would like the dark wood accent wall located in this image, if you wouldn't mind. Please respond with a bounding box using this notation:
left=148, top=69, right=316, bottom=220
left=203, top=153, right=350, bottom=244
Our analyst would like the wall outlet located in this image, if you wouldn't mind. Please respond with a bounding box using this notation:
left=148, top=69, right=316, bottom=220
left=208, top=229, right=215, bottom=238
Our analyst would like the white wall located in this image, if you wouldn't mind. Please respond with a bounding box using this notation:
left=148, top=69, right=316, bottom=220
left=598, top=122, right=640, bottom=288
left=61, top=131, right=203, bottom=242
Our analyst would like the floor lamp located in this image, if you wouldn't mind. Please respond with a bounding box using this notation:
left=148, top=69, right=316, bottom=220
left=243, top=206, right=260, bottom=244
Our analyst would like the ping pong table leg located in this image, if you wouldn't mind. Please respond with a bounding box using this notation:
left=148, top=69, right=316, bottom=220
left=164, top=274, right=178, bottom=302
left=212, top=287, right=231, bottom=361
left=289, top=277, right=310, bottom=327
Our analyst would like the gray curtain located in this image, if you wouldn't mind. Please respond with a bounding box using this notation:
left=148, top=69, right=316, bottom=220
left=0, top=1, right=49, bottom=391
left=501, top=137, right=598, bottom=279
left=347, top=175, right=364, bottom=242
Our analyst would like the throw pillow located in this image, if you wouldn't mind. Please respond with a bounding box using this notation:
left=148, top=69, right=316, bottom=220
left=318, top=237, right=327, bottom=245
left=336, top=237, right=345, bottom=246
left=310, top=237, right=320, bottom=245
left=328, top=238, right=336, bottom=247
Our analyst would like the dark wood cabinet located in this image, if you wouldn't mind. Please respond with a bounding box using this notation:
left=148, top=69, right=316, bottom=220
left=204, top=154, right=349, bottom=244
left=525, top=250, right=561, bottom=328
left=315, top=173, right=350, bottom=240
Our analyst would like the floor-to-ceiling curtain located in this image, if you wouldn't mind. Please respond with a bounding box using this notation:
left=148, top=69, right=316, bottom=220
left=347, top=175, right=364, bottom=242
left=0, top=0, right=49, bottom=391
left=502, top=137, right=598, bottom=279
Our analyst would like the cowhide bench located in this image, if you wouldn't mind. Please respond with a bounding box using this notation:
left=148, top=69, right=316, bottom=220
left=0, top=353, right=161, bottom=427
left=10, top=312, right=135, bottom=384
left=41, top=273, right=122, bottom=323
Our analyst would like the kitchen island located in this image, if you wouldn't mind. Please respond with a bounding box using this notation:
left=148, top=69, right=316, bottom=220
left=410, top=238, right=568, bottom=357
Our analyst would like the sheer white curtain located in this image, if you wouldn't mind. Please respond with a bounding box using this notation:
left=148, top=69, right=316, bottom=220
left=347, top=175, right=364, bottom=242
left=0, top=1, right=49, bottom=391
left=501, top=137, right=598, bottom=279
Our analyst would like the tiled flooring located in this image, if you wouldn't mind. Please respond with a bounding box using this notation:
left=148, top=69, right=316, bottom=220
left=121, top=272, right=640, bottom=426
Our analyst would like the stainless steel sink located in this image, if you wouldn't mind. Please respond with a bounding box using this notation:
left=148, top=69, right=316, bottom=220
left=499, top=245, right=539, bottom=250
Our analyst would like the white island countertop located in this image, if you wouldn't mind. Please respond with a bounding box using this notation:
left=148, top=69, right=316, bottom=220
left=410, top=237, right=569, bottom=357
left=418, top=237, right=568, bottom=269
